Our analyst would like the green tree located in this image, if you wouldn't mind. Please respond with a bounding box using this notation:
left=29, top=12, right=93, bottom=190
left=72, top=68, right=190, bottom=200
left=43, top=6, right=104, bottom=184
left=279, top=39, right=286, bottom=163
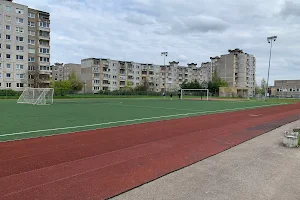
left=121, top=81, right=134, bottom=91
left=135, top=78, right=149, bottom=91
left=260, top=78, right=267, bottom=95
left=208, top=70, right=228, bottom=95
left=180, top=79, right=202, bottom=89
left=68, top=72, right=83, bottom=93
left=53, top=80, right=72, bottom=96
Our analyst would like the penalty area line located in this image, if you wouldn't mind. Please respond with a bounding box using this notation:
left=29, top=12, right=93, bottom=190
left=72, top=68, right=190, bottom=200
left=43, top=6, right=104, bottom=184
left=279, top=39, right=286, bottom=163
left=0, top=103, right=288, bottom=138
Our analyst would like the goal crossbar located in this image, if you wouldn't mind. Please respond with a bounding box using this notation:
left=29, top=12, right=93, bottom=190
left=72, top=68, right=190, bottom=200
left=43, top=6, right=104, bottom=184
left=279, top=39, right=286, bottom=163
left=181, top=89, right=209, bottom=100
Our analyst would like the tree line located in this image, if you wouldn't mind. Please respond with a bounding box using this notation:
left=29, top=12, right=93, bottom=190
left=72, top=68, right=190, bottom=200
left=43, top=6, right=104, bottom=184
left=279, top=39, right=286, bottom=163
left=51, top=72, right=83, bottom=96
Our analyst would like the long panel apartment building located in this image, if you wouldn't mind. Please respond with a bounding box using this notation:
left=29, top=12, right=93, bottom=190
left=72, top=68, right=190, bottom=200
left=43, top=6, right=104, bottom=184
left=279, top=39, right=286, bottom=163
left=81, top=58, right=202, bottom=93
left=0, top=0, right=51, bottom=91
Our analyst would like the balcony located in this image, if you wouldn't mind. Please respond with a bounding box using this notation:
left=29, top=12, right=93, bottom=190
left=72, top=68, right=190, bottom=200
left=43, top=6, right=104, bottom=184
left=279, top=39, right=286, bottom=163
left=119, top=75, right=126, bottom=81
left=39, top=70, right=51, bottom=75
left=120, top=64, right=125, bottom=69
left=40, top=78, right=50, bottom=83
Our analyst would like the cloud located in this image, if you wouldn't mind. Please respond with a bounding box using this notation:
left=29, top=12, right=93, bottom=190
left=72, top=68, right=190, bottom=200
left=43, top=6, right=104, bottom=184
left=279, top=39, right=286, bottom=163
left=170, top=15, right=229, bottom=34
left=17, top=0, right=300, bottom=85
left=280, top=1, right=300, bottom=17
left=124, top=12, right=156, bottom=25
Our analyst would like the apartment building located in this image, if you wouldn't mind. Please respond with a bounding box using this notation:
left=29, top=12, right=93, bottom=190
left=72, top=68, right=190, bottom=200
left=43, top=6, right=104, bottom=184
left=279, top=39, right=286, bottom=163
left=0, top=0, right=50, bottom=91
left=270, top=80, right=300, bottom=98
left=200, top=62, right=211, bottom=83
left=203, top=49, right=256, bottom=96
left=52, top=63, right=81, bottom=81
left=81, top=58, right=201, bottom=93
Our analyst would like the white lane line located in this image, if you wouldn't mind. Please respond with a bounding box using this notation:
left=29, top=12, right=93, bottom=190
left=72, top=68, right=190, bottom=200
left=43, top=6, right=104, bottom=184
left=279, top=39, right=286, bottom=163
left=0, top=103, right=287, bottom=137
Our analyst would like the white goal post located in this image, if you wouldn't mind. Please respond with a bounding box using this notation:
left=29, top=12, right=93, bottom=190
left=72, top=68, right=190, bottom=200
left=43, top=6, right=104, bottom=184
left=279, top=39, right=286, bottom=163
left=181, top=89, right=209, bottom=100
left=17, top=88, right=54, bottom=105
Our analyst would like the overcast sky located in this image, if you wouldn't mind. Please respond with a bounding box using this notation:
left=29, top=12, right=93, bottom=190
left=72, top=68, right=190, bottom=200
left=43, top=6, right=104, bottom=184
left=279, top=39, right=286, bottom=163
left=17, top=0, right=300, bottom=85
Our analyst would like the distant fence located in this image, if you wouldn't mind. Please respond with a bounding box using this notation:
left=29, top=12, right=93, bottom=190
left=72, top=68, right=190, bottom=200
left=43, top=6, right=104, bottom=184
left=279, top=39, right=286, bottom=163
left=0, top=89, right=220, bottom=99
left=0, top=90, right=23, bottom=99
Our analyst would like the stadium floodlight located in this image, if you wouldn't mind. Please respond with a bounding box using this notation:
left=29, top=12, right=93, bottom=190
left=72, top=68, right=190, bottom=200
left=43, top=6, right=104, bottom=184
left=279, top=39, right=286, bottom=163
left=17, top=88, right=54, bottom=105
left=265, top=36, right=277, bottom=100
left=161, top=52, right=168, bottom=92
left=181, top=89, right=209, bottom=101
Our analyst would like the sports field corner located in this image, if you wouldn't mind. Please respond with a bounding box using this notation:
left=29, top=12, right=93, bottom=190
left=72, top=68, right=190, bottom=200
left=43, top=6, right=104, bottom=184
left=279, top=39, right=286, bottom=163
left=0, top=98, right=299, bottom=200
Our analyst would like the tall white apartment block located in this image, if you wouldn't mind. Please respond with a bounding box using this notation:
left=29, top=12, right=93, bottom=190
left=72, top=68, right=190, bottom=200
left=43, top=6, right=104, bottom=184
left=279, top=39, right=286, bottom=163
left=0, top=0, right=50, bottom=91
left=202, top=49, right=256, bottom=96
left=81, top=58, right=201, bottom=93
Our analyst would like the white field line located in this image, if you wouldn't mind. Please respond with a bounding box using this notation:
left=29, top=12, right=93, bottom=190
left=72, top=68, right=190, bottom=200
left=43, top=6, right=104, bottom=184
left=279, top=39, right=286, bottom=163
left=104, top=103, right=199, bottom=112
left=0, top=103, right=287, bottom=137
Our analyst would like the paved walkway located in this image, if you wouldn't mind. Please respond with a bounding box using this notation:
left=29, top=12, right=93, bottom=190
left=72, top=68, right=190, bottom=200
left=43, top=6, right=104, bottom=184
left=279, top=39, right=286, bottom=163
left=113, top=120, right=300, bottom=200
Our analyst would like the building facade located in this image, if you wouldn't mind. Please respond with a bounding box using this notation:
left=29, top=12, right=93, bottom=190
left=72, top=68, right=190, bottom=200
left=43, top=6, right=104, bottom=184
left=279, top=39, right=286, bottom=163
left=270, top=80, right=300, bottom=98
left=52, top=63, right=81, bottom=81
left=203, top=49, right=256, bottom=96
left=81, top=58, right=202, bottom=93
left=0, top=0, right=50, bottom=91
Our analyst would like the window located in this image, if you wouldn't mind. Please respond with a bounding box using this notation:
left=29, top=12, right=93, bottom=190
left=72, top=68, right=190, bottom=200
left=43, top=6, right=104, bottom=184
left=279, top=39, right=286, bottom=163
left=29, top=13, right=35, bottom=18
left=16, top=17, right=24, bottom=23
left=29, top=30, right=35, bottom=36
left=5, top=15, right=11, bottom=21
left=16, top=45, right=24, bottom=51
left=16, top=8, right=24, bottom=14
left=6, top=6, right=12, bottom=12
left=28, top=66, right=35, bottom=71
left=28, top=39, right=35, bottom=44
left=40, top=66, right=50, bottom=70
left=39, top=21, right=50, bottom=28
left=6, top=83, right=12, bottom=88
left=16, top=64, right=24, bottom=69
left=16, top=36, right=24, bottom=42
left=16, top=55, right=24, bottom=60
left=0, top=73, right=1, bottom=78
left=40, top=57, right=50, bottom=63
left=40, top=48, right=50, bottom=54
left=16, top=83, right=24, bottom=88
left=0, top=63, right=1, bottom=68
left=29, top=48, right=35, bottom=54
left=28, top=21, right=35, bottom=27
left=6, top=44, right=11, bottom=49
left=6, top=54, right=11, bottom=59
left=6, top=64, right=11, bottom=69
left=16, top=27, right=24, bottom=33
left=28, top=57, right=35, bottom=62
left=16, top=74, right=24, bottom=79
left=6, top=73, right=11, bottom=78
left=5, top=25, right=11, bottom=31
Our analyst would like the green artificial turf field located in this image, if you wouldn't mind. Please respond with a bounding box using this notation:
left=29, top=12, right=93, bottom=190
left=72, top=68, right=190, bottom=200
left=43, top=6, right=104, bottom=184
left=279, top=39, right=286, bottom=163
left=0, top=98, right=292, bottom=141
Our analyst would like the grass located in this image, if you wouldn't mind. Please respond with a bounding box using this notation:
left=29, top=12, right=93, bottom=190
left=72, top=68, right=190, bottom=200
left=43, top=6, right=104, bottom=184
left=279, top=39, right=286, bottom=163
left=0, top=98, right=293, bottom=142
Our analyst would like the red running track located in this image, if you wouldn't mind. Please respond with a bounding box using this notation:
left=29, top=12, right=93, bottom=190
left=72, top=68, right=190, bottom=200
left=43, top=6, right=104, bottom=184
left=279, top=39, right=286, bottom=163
left=0, top=103, right=299, bottom=200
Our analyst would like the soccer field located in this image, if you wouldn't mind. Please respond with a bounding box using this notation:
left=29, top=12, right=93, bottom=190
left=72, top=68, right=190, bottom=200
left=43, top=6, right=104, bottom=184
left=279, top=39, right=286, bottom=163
left=0, top=98, right=290, bottom=141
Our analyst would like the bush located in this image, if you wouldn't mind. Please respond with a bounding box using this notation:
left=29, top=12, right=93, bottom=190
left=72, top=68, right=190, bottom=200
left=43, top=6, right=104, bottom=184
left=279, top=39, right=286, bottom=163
left=0, top=89, right=22, bottom=98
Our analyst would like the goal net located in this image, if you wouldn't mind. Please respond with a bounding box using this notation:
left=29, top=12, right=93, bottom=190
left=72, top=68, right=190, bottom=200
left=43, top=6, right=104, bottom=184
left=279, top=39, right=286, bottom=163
left=181, top=89, right=209, bottom=100
left=17, top=88, right=54, bottom=105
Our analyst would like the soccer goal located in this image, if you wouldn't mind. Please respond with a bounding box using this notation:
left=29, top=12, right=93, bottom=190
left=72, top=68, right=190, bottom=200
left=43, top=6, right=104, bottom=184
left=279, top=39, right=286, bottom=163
left=181, top=89, right=209, bottom=100
left=17, top=88, right=54, bottom=105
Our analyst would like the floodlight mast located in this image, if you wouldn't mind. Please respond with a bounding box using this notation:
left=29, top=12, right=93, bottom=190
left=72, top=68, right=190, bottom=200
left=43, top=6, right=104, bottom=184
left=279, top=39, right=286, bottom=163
left=161, top=52, right=168, bottom=93
left=265, top=36, right=277, bottom=100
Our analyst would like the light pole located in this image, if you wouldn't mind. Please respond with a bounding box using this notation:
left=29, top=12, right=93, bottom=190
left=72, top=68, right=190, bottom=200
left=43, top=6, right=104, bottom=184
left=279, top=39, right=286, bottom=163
left=161, top=52, right=168, bottom=92
left=265, top=36, right=277, bottom=99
